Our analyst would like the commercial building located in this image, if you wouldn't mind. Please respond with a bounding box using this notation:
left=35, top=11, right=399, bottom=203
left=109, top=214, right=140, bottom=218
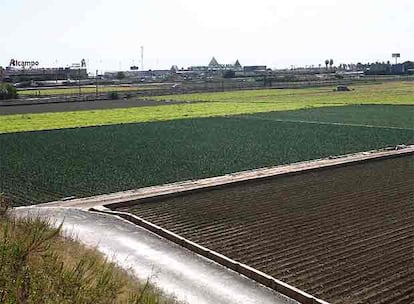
left=190, top=57, right=243, bottom=72
left=2, top=66, right=88, bottom=83
left=104, top=69, right=172, bottom=80
left=1, top=59, right=89, bottom=83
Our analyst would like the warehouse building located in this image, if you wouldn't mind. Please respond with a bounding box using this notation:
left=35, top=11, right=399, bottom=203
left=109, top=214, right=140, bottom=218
left=1, top=59, right=88, bottom=83
left=2, top=66, right=88, bottom=83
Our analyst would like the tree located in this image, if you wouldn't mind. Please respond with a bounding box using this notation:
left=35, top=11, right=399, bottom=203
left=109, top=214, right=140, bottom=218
left=325, top=59, right=329, bottom=70
left=0, top=83, right=18, bottom=100
left=329, top=59, right=334, bottom=69
left=116, top=71, right=125, bottom=80
left=223, top=70, right=235, bottom=78
left=107, top=91, right=119, bottom=100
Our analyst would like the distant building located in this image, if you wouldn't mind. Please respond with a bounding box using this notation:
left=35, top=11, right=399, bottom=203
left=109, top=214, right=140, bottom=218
left=364, top=62, right=408, bottom=75
left=104, top=69, right=172, bottom=80
left=243, top=65, right=267, bottom=72
left=190, top=57, right=243, bottom=72
left=207, top=57, right=243, bottom=71
left=390, top=64, right=406, bottom=74
left=403, top=61, right=414, bottom=74
left=2, top=66, right=88, bottom=83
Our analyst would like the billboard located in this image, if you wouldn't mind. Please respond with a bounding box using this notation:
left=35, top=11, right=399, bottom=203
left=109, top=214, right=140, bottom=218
left=9, top=59, right=39, bottom=68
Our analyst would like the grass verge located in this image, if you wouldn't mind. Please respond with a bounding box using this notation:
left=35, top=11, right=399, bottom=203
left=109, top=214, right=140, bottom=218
left=0, top=195, right=176, bottom=304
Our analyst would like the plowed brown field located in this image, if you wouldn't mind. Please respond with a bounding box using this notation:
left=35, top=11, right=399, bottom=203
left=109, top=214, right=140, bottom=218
left=119, top=156, right=414, bottom=304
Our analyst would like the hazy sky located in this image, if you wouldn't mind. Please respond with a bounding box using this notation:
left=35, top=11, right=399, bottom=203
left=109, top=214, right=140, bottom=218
left=1, top=0, right=413, bottom=72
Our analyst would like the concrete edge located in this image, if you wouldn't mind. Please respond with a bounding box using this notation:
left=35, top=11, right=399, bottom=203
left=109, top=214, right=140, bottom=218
left=105, top=146, right=414, bottom=209
left=90, top=207, right=330, bottom=304
left=37, top=145, right=413, bottom=209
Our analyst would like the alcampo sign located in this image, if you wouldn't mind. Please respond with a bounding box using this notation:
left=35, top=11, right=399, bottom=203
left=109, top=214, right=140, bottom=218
left=9, top=59, right=39, bottom=68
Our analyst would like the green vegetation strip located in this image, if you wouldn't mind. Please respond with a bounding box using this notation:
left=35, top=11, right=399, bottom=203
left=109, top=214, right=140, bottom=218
left=1, top=81, right=413, bottom=133
left=0, top=102, right=337, bottom=133
left=153, top=81, right=414, bottom=104
left=18, top=85, right=158, bottom=96
left=1, top=105, right=412, bottom=206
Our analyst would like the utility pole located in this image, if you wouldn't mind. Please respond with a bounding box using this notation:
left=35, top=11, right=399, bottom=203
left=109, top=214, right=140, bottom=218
left=95, top=69, right=98, bottom=98
left=55, top=59, right=58, bottom=83
left=78, top=67, right=81, bottom=96
left=141, top=46, right=144, bottom=71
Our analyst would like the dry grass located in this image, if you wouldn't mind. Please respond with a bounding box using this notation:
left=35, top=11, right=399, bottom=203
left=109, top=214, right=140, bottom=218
left=0, top=194, right=177, bottom=304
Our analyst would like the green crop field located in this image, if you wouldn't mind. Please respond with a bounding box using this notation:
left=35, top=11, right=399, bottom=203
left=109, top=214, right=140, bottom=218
left=1, top=81, right=413, bottom=134
left=235, top=104, right=414, bottom=129
left=0, top=102, right=337, bottom=134
left=1, top=105, right=413, bottom=206
left=154, top=81, right=414, bottom=104
left=18, top=85, right=157, bottom=96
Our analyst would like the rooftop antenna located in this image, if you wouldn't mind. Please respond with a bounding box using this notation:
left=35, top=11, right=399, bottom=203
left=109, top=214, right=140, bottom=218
left=141, top=46, right=144, bottom=71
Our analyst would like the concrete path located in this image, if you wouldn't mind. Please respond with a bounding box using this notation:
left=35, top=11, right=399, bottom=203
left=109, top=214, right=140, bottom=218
left=14, top=207, right=297, bottom=304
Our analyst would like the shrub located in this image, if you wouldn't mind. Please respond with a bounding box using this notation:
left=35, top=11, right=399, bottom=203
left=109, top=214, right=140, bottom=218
left=0, top=83, right=18, bottom=100
left=108, top=91, right=119, bottom=100
left=223, top=70, right=235, bottom=78
left=116, top=72, right=126, bottom=80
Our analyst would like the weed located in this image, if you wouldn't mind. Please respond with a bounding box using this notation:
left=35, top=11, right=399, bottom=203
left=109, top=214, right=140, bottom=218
left=0, top=194, right=176, bottom=303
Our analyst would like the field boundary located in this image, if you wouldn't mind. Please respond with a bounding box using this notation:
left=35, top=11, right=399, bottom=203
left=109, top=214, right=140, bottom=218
left=37, top=145, right=414, bottom=210
left=232, top=116, right=414, bottom=131
left=90, top=207, right=329, bottom=304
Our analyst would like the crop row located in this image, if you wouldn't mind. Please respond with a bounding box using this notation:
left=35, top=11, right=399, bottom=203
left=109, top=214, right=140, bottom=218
left=121, top=156, right=414, bottom=304
left=235, top=104, right=414, bottom=129
left=1, top=105, right=413, bottom=206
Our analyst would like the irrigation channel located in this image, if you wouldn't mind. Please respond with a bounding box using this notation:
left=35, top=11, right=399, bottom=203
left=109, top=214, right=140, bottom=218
left=15, top=145, right=413, bottom=304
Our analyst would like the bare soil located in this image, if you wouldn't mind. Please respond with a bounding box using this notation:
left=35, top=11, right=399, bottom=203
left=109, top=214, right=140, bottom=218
left=119, top=156, right=414, bottom=304
left=0, top=98, right=197, bottom=115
